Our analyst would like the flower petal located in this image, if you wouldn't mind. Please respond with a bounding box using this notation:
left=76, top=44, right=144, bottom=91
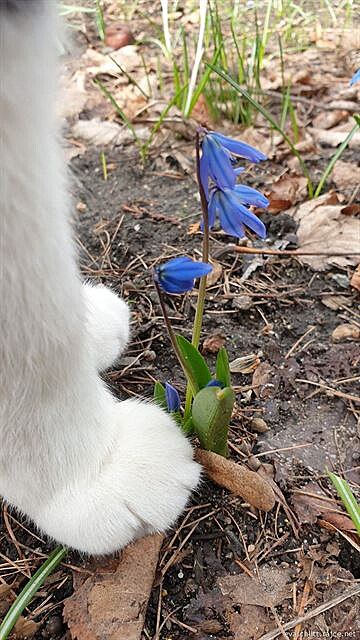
left=350, top=69, right=360, bottom=86
left=217, top=191, right=247, bottom=237
left=209, top=131, right=267, bottom=162
left=234, top=184, right=269, bottom=208
left=225, top=189, right=266, bottom=238
left=203, top=136, right=236, bottom=189
left=155, top=256, right=212, bottom=294
left=165, top=382, right=181, bottom=412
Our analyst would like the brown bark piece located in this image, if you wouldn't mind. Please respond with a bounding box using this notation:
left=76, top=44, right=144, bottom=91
left=195, top=449, right=275, bottom=512
left=63, top=534, right=163, bottom=640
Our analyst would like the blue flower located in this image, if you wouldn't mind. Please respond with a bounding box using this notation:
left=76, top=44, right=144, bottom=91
left=165, top=382, right=181, bottom=412
left=155, top=256, right=213, bottom=294
left=200, top=130, right=267, bottom=198
left=208, top=186, right=267, bottom=239
left=206, top=379, right=224, bottom=388
left=350, top=69, right=360, bottom=86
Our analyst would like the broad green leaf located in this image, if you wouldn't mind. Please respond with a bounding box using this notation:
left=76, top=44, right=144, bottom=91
left=153, top=381, right=166, bottom=410
left=215, top=347, right=231, bottom=388
left=192, top=386, right=235, bottom=457
left=175, top=335, right=212, bottom=392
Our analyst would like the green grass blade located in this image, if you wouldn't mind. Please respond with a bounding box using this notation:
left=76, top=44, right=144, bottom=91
left=108, top=55, right=149, bottom=99
left=0, top=546, right=67, bottom=640
left=314, top=121, right=360, bottom=197
left=208, top=63, right=314, bottom=197
left=328, top=471, right=360, bottom=536
left=95, top=0, right=105, bottom=42
left=94, top=78, right=139, bottom=144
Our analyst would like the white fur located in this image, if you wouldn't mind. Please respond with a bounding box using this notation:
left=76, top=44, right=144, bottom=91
left=0, top=2, right=200, bottom=555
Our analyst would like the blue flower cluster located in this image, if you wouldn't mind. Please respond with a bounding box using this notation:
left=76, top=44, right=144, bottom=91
left=200, top=131, right=268, bottom=239
left=155, top=130, right=268, bottom=294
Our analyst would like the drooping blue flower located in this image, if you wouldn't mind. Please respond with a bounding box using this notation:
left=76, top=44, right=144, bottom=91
left=206, top=379, right=224, bottom=388
left=350, top=69, right=360, bottom=86
left=200, top=130, right=267, bottom=198
left=155, top=256, right=213, bottom=294
left=165, top=382, right=181, bottom=412
left=208, top=186, right=267, bottom=239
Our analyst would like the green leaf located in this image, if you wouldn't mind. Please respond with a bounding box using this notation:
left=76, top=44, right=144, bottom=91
left=192, top=386, right=235, bottom=457
left=215, top=347, right=231, bottom=388
left=153, top=381, right=167, bottom=410
left=175, top=335, right=212, bottom=392
left=328, top=471, right=360, bottom=536
left=182, top=415, right=194, bottom=435
left=0, top=546, right=67, bottom=640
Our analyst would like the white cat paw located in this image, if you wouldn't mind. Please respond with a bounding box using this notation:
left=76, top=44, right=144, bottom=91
left=83, top=283, right=130, bottom=371
left=37, top=400, right=201, bottom=554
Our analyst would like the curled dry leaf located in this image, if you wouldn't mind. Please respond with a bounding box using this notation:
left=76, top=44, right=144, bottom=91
left=251, top=361, right=273, bottom=398
left=218, top=565, right=293, bottom=608
left=73, top=119, right=150, bottom=147
left=350, top=264, right=360, bottom=292
left=311, top=127, right=360, bottom=148
left=332, top=160, right=360, bottom=190
left=267, top=174, right=308, bottom=211
left=321, top=294, right=350, bottom=310
left=206, top=260, right=223, bottom=286
left=202, top=333, right=226, bottom=354
left=195, top=449, right=275, bottom=512
left=312, top=109, right=349, bottom=130
left=291, top=194, right=360, bottom=269
left=249, top=417, right=270, bottom=433
left=332, top=323, right=360, bottom=342
left=229, top=353, right=260, bottom=374
left=63, top=534, right=163, bottom=640
left=13, top=618, right=39, bottom=640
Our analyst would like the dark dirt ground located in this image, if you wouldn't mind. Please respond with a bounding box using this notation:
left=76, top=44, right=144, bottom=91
left=1, top=147, right=359, bottom=640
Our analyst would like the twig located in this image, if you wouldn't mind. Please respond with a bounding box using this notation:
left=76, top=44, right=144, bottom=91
left=296, top=379, right=360, bottom=404
left=230, top=245, right=360, bottom=257
left=258, top=584, right=360, bottom=640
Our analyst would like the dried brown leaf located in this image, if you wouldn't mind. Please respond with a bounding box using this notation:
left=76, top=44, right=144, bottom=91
left=13, top=618, right=39, bottom=639
left=332, top=160, right=360, bottom=190
left=292, top=194, right=360, bottom=269
left=268, top=174, right=307, bottom=208
left=63, top=534, right=163, bottom=640
left=218, top=565, right=293, bottom=608
left=206, top=260, right=223, bottom=286
left=229, top=354, right=260, bottom=374
left=202, top=333, right=226, bottom=354
left=252, top=361, right=273, bottom=398
left=227, top=605, right=272, bottom=640
left=350, top=264, right=360, bottom=291
left=312, top=110, right=349, bottom=130
left=195, top=449, right=275, bottom=512
left=332, top=323, right=360, bottom=342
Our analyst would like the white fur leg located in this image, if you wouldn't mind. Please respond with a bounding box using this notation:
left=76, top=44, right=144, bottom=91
left=32, top=399, right=201, bottom=555
left=83, top=283, right=130, bottom=371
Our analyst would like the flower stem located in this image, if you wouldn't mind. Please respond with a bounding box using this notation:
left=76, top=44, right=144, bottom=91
left=154, top=278, right=198, bottom=395
left=184, top=131, right=210, bottom=420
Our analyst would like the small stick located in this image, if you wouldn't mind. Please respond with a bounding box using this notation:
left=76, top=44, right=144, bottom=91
left=228, top=245, right=360, bottom=257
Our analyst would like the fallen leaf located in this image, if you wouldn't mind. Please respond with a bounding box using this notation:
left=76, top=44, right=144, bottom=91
left=73, top=119, right=150, bottom=146
left=341, top=204, right=360, bottom=216
left=321, top=511, right=356, bottom=532
left=195, top=449, right=275, bottom=512
left=350, top=264, right=360, bottom=291
left=227, top=605, right=272, bottom=640
left=86, top=46, right=142, bottom=77
left=321, top=294, right=350, bottom=310
left=332, top=323, right=360, bottom=342
left=202, top=333, right=226, bottom=353
left=312, top=110, right=349, bottom=130
left=291, top=483, right=335, bottom=525
left=63, top=534, right=163, bottom=640
left=311, top=127, right=360, bottom=148
left=291, top=194, right=360, bottom=269
left=332, top=160, right=360, bottom=190
left=218, top=565, right=293, bottom=608
left=268, top=198, right=292, bottom=214
left=13, top=618, right=39, bottom=639
left=249, top=417, right=270, bottom=433
left=229, top=354, right=260, bottom=374
left=252, top=361, right=273, bottom=398
left=206, top=260, right=223, bottom=286
left=232, top=295, right=253, bottom=310
left=268, top=174, right=308, bottom=208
